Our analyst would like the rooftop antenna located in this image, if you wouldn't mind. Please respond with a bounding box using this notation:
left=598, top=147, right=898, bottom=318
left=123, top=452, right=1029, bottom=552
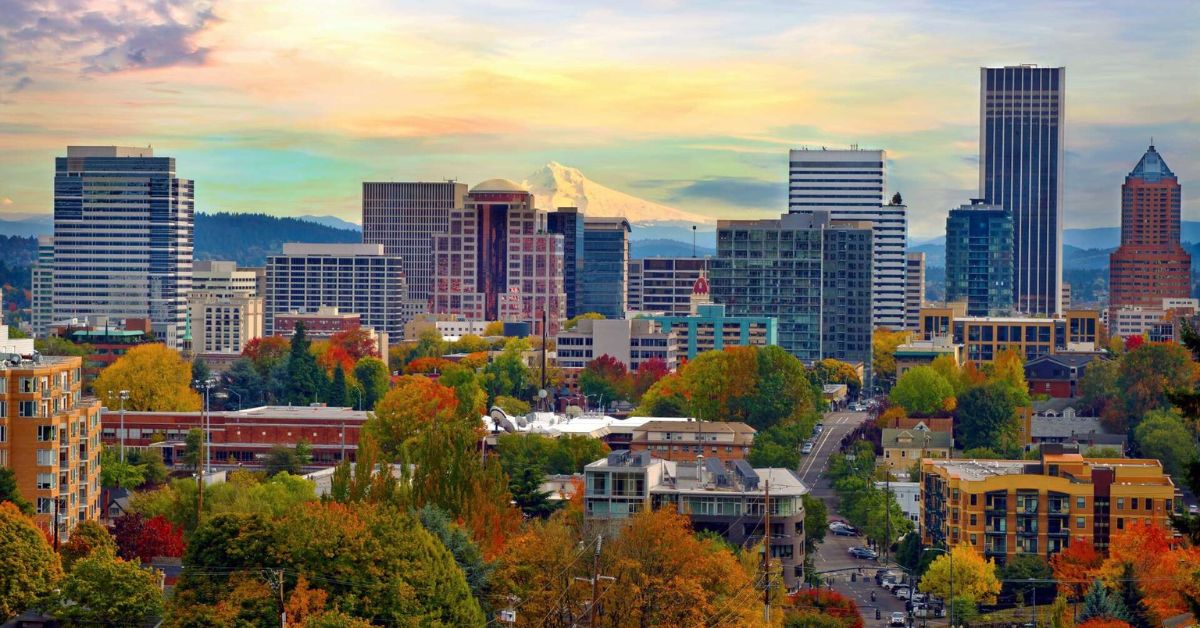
left=692, top=225, right=697, bottom=257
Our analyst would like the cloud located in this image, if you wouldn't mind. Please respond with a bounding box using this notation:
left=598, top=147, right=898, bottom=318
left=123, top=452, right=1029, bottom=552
left=11, top=77, right=32, bottom=92
left=668, top=177, right=786, bottom=208
left=2, top=198, right=12, bottom=205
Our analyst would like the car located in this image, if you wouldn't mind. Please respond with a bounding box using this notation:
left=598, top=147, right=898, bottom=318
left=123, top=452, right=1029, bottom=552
left=829, top=522, right=858, bottom=536
left=1189, top=504, right=1199, bottom=515
left=801, top=442, right=814, bottom=455
left=814, top=422, right=825, bottom=432
left=893, top=586, right=911, bottom=600
left=875, top=569, right=899, bottom=585
left=880, top=578, right=903, bottom=591
left=911, top=593, right=927, bottom=604
left=889, top=612, right=907, bottom=626
left=848, top=547, right=878, bottom=560
left=913, top=604, right=945, bottom=619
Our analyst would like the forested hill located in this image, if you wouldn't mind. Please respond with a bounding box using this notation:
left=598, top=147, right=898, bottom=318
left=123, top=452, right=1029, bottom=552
left=196, top=212, right=361, bottom=266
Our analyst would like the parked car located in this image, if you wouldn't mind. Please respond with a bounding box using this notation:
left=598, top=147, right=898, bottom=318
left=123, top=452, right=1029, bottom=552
left=890, top=612, right=907, bottom=626
left=913, top=604, right=946, bottom=618
left=848, top=546, right=878, bottom=560
left=1189, top=504, right=1198, bottom=515
left=829, top=523, right=858, bottom=536
left=801, top=441, right=814, bottom=455
left=894, top=586, right=912, bottom=600
left=814, top=422, right=825, bottom=432
left=875, top=569, right=899, bottom=585
left=911, top=593, right=927, bottom=604
left=880, top=578, right=902, bottom=591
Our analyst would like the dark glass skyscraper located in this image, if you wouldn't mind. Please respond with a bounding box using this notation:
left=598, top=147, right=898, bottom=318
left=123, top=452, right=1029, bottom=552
left=945, top=200, right=1014, bottom=317
left=547, top=207, right=585, bottom=318
left=581, top=217, right=630, bottom=318
left=980, top=66, right=1065, bottom=315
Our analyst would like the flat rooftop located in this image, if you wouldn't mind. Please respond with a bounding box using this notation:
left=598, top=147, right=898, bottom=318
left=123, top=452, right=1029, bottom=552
left=104, top=405, right=369, bottom=421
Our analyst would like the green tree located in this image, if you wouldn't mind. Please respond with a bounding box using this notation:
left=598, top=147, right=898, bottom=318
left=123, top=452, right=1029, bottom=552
left=352, top=357, right=390, bottom=410
left=508, top=460, right=560, bottom=519
left=493, top=394, right=530, bottom=416
left=0, top=467, right=33, bottom=515
left=1114, top=342, right=1200, bottom=432
left=183, top=427, right=204, bottom=472
left=1080, top=358, right=1119, bottom=415
left=891, top=366, right=955, bottom=416
left=60, top=519, right=117, bottom=572
left=801, top=494, right=827, bottom=552
left=286, top=323, right=328, bottom=405
left=127, top=448, right=169, bottom=486
left=327, top=363, right=348, bottom=407
left=418, top=505, right=494, bottom=618
left=564, top=312, right=605, bottom=330
left=47, top=552, right=164, bottom=625
left=224, top=357, right=264, bottom=408
left=35, top=336, right=94, bottom=358
left=483, top=338, right=533, bottom=403
left=955, top=381, right=1020, bottom=451
left=191, top=356, right=211, bottom=389
left=265, top=440, right=314, bottom=477
left=0, top=502, right=63, bottom=619
left=1117, top=562, right=1154, bottom=628
left=1134, top=409, right=1197, bottom=479
left=1078, top=578, right=1130, bottom=623
left=100, top=447, right=147, bottom=488
left=999, top=554, right=1055, bottom=604
left=748, top=422, right=807, bottom=469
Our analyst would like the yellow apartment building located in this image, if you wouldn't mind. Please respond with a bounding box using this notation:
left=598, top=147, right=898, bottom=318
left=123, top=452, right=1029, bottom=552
left=917, top=303, right=1101, bottom=364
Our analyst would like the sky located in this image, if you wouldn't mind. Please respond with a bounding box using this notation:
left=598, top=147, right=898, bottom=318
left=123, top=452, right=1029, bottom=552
left=0, top=0, right=1197, bottom=238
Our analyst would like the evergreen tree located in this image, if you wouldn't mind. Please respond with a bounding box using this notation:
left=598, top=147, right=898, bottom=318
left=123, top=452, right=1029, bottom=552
left=224, top=358, right=263, bottom=408
left=1078, top=578, right=1130, bottom=623
left=285, top=323, right=326, bottom=405
left=0, top=467, right=33, bottom=515
left=1118, top=562, right=1154, bottom=628
left=508, top=461, right=559, bottom=519
left=328, top=364, right=347, bottom=407
left=418, top=505, right=493, bottom=617
left=192, top=356, right=211, bottom=387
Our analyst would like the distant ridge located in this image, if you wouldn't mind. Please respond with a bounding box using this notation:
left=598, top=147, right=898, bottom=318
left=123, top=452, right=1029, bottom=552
left=196, top=212, right=360, bottom=266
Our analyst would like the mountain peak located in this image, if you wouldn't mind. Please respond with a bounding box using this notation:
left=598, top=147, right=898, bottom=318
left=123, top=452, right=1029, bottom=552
left=522, top=162, right=713, bottom=225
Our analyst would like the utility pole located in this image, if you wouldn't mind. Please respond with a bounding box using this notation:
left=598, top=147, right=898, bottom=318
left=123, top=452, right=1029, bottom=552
left=763, top=479, right=771, bottom=624
left=278, top=569, right=287, bottom=628
left=574, top=535, right=614, bottom=627
left=118, top=389, right=129, bottom=462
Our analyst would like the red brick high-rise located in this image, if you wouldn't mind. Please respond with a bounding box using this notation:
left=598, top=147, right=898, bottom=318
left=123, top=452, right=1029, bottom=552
left=1108, top=145, right=1190, bottom=318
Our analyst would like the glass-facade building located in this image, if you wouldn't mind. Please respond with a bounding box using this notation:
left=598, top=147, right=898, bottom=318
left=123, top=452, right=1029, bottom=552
left=547, top=208, right=585, bottom=318
left=980, top=66, right=1065, bottom=316
left=581, top=217, right=630, bottom=319
left=945, top=200, right=1014, bottom=317
left=52, top=146, right=193, bottom=348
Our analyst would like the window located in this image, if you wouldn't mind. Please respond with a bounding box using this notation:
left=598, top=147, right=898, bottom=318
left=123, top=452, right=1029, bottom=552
left=36, top=449, right=55, bottom=466
left=1117, top=518, right=1124, bottom=530
left=1132, top=498, right=1140, bottom=510
left=1076, top=517, right=1085, bottom=529
left=36, top=473, right=54, bottom=490
left=36, top=425, right=55, bottom=442
left=0, top=425, right=5, bottom=442
left=18, top=401, right=37, bottom=417
left=37, top=498, right=53, bottom=514
left=970, top=494, right=977, bottom=506
left=1117, top=498, right=1124, bottom=510
left=1076, top=497, right=1086, bottom=509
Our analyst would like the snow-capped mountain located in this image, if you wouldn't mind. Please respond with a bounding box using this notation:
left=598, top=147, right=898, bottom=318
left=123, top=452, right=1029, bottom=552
left=522, top=162, right=714, bottom=225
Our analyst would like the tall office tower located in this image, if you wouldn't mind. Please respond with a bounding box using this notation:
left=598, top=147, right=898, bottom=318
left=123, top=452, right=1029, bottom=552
left=980, top=66, right=1066, bottom=315
left=190, top=261, right=264, bottom=358
left=711, top=212, right=873, bottom=383
left=904, top=252, right=926, bottom=330
left=264, top=243, right=407, bottom=338
left=430, top=179, right=566, bottom=334
left=627, top=257, right=711, bottom=315
left=1109, top=145, right=1190, bottom=318
left=547, top=207, right=585, bottom=318
left=52, top=146, right=193, bottom=348
left=581, top=217, right=630, bottom=318
left=31, top=235, right=54, bottom=336
left=945, top=200, right=1015, bottom=317
left=788, top=148, right=906, bottom=329
left=362, top=181, right=466, bottom=309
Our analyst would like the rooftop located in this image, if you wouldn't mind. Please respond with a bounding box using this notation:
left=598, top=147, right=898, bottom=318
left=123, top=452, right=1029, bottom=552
left=106, top=405, right=369, bottom=421
left=1026, top=352, right=1105, bottom=368
left=470, top=178, right=527, bottom=193
left=635, top=420, right=755, bottom=434
left=882, top=428, right=953, bottom=449
left=1129, top=144, right=1175, bottom=182
left=1029, top=415, right=1108, bottom=439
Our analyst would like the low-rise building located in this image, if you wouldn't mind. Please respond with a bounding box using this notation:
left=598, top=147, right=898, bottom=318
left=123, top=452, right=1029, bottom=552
left=917, top=304, right=1101, bottom=364
left=894, top=338, right=961, bottom=376
left=1110, top=299, right=1200, bottom=343
left=1024, top=353, right=1107, bottom=399
left=650, top=302, right=777, bottom=361
left=876, top=481, right=920, bottom=524
left=585, top=451, right=808, bottom=589
left=921, top=445, right=1175, bottom=564
left=190, top=294, right=264, bottom=358
left=556, top=318, right=677, bottom=392
left=1024, top=400, right=1125, bottom=453
left=881, top=427, right=951, bottom=471
left=629, top=420, right=755, bottom=463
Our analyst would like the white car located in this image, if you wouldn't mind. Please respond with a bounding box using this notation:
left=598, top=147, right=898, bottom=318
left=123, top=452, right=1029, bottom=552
left=893, top=586, right=911, bottom=600
left=890, top=612, right=907, bottom=626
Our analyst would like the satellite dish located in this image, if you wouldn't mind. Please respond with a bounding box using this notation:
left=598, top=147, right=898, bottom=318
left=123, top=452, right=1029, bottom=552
left=538, top=389, right=548, bottom=399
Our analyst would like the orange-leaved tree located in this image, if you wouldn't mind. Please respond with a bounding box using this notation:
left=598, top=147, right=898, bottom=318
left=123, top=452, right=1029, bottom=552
left=1099, top=522, right=1195, bottom=622
left=1050, top=540, right=1102, bottom=599
left=328, top=326, right=378, bottom=361
left=367, top=375, right=461, bottom=460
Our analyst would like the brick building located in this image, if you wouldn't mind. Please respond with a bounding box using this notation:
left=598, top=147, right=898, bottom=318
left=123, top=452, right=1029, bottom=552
left=628, top=420, right=755, bottom=463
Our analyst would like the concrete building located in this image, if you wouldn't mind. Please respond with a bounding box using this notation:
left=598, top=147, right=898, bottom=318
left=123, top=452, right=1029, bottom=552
left=894, top=338, right=963, bottom=376
left=190, top=294, right=263, bottom=357
left=273, top=307, right=385, bottom=357
left=921, top=445, right=1174, bottom=562
left=627, top=257, right=710, bottom=315
left=51, top=146, right=193, bottom=348
left=555, top=318, right=677, bottom=371
left=980, top=66, right=1066, bottom=316
left=31, top=235, right=54, bottom=336
left=547, top=208, right=586, bottom=318
left=430, top=179, right=566, bottom=335
left=916, top=304, right=1100, bottom=364
left=362, top=181, right=466, bottom=310
left=905, top=252, right=926, bottom=331
left=650, top=299, right=777, bottom=360
left=264, top=243, right=407, bottom=338
left=192, top=261, right=261, bottom=298
left=581, top=217, right=631, bottom=318
left=628, top=420, right=756, bottom=463
left=0, top=325, right=102, bottom=536
left=788, top=148, right=907, bottom=329
left=711, top=212, right=873, bottom=382
left=585, top=451, right=808, bottom=588
left=881, top=427, right=951, bottom=471
left=1109, top=299, right=1200, bottom=342
left=945, top=200, right=1014, bottom=317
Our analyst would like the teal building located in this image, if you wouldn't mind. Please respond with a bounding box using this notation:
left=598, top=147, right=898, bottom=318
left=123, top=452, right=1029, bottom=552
left=650, top=300, right=777, bottom=360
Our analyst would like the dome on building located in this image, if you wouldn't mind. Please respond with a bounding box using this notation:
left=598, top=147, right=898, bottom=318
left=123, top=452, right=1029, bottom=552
left=470, top=178, right=528, bottom=193
left=692, top=274, right=710, bottom=295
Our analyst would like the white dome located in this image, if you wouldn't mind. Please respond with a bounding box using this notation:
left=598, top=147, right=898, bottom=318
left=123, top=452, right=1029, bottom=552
left=471, top=178, right=527, bottom=193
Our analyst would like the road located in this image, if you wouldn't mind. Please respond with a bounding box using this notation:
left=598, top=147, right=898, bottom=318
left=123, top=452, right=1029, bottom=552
left=801, top=409, right=919, bottom=628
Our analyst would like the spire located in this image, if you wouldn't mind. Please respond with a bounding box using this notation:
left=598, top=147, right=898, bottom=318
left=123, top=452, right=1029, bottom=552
left=1129, top=144, right=1175, bottom=183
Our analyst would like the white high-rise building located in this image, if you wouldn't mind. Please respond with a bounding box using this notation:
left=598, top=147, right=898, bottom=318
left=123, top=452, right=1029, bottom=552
left=51, top=146, right=193, bottom=349
left=788, top=148, right=907, bottom=329
left=190, top=261, right=264, bottom=357
left=904, top=252, right=926, bottom=331
left=31, top=235, right=54, bottom=336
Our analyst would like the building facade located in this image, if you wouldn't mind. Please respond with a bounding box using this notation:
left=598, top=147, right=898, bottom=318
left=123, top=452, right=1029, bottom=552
left=264, top=243, right=407, bottom=338
left=581, top=217, right=630, bottom=318
left=32, top=235, right=54, bottom=336
left=1108, top=145, right=1190, bottom=324
left=711, top=212, right=873, bottom=382
left=627, top=257, right=710, bottom=315
left=547, top=208, right=585, bottom=318
left=52, top=146, right=193, bottom=348
left=49, top=320, right=155, bottom=391
left=917, top=304, right=1099, bottom=364
left=628, top=420, right=756, bottom=462
left=585, top=451, right=808, bottom=588
left=362, top=181, right=466, bottom=310
left=980, top=66, right=1066, bottom=316
left=273, top=307, right=361, bottom=338
left=650, top=303, right=777, bottom=360
left=921, top=446, right=1174, bottom=564
left=788, top=148, right=907, bottom=329
left=190, top=295, right=263, bottom=357
left=1023, top=353, right=1106, bottom=399
left=192, top=260, right=261, bottom=298
left=904, top=252, right=926, bottom=331
left=430, top=179, right=566, bottom=335
left=945, top=200, right=1015, bottom=316
left=555, top=318, right=677, bottom=371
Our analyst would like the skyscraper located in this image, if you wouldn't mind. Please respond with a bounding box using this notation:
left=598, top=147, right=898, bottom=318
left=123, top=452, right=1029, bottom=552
left=547, top=207, right=585, bottom=318
left=581, top=217, right=630, bottom=318
left=51, top=146, right=193, bottom=348
left=31, top=235, right=53, bottom=336
left=362, top=181, right=466, bottom=309
left=710, top=212, right=873, bottom=382
left=1108, top=145, right=1190, bottom=318
left=945, top=200, right=1015, bottom=317
left=788, top=148, right=907, bottom=329
left=430, top=179, right=565, bottom=334
left=980, top=65, right=1065, bottom=315
left=627, top=257, right=710, bottom=316
left=904, top=252, right=926, bottom=331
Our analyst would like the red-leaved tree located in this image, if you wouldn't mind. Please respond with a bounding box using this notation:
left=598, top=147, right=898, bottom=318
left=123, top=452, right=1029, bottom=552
left=112, top=513, right=184, bottom=562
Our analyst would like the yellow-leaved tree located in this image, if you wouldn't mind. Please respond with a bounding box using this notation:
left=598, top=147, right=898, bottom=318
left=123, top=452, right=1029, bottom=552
left=918, top=543, right=1002, bottom=605
left=93, top=344, right=201, bottom=411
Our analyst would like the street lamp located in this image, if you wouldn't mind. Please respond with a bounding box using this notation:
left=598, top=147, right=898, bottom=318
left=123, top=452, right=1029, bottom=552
left=118, top=390, right=129, bottom=462
left=193, top=377, right=218, bottom=475
left=923, top=547, right=953, bottom=628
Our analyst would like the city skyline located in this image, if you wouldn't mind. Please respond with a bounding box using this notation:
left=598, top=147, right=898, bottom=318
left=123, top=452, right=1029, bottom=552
left=0, top=1, right=1197, bottom=238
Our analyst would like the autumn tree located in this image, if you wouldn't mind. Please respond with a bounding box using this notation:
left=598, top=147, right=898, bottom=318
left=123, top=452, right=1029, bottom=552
left=814, top=358, right=863, bottom=398
left=328, top=325, right=378, bottom=361
left=60, top=519, right=117, bottom=572
left=353, top=357, right=390, bottom=410
left=987, top=347, right=1033, bottom=405
left=242, top=335, right=290, bottom=375
left=891, top=366, right=955, bottom=416
left=635, top=372, right=691, bottom=417
left=873, top=328, right=911, bottom=384
left=46, top=551, right=164, bottom=626
left=112, top=513, right=185, bottom=562
left=406, top=356, right=455, bottom=375
left=919, top=543, right=1001, bottom=605
left=367, top=376, right=461, bottom=460
left=493, top=394, right=530, bottom=416
left=579, top=354, right=632, bottom=405
left=93, top=343, right=201, bottom=411
left=418, top=506, right=494, bottom=617
left=631, top=356, right=670, bottom=401
left=0, top=501, right=63, bottom=619
left=1051, top=540, right=1103, bottom=599
left=564, top=312, right=605, bottom=330
left=1099, top=522, right=1196, bottom=622
left=1111, top=342, right=1200, bottom=432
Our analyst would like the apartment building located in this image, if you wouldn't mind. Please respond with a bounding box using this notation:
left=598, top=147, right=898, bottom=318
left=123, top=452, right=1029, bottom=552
left=916, top=304, right=1100, bottom=364
left=650, top=302, right=776, bottom=360
left=555, top=318, right=677, bottom=371
left=628, top=420, right=756, bottom=463
left=921, top=445, right=1175, bottom=564
left=627, top=257, right=710, bottom=315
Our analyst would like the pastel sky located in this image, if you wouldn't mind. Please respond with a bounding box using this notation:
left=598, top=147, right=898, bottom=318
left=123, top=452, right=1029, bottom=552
left=0, top=0, right=1197, bottom=238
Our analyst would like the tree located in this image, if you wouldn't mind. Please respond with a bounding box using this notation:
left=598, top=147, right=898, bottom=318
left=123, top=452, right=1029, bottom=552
left=493, top=394, right=530, bottom=416
left=128, top=448, right=169, bottom=486
left=748, top=422, right=809, bottom=469
left=918, top=543, right=1001, bottom=605
left=112, top=513, right=185, bottom=562
left=988, top=348, right=1032, bottom=405
left=242, top=335, right=291, bottom=376
left=327, top=364, right=348, bottom=407
left=483, top=338, right=534, bottom=403
left=0, top=467, right=33, bottom=515
left=786, top=589, right=864, bottom=628
left=285, top=323, right=328, bottom=405
left=873, top=328, right=910, bottom=383
left=482, top=321, right=505, bottom=336
left=191, top=356, right=211, bottom=389
left=367, top=376, right=460, bottom=461
left=1050, top=540, right=1103, bottom=599
left=508, top=460, right=560, bottom=519
left=100, top=446, right=147, bottom=488
left=1100, top=522, right=1195, bottom=622
left=418, top=506, right=493, bottom=618
left=352, top=357, right=390, bottom=410
left=1133, top=409, right=1197, bottom=479
left=802, top=494, right=827, bottom=551
left=635, top=372, right=690, bottom=417
left=1080, top=358, right=1119, bottom=415
left=223, top=357, right=264, bottom=407
left=93, top=343, right=201, bottom=411
left=60, top=519, right=117, bottom=572
left=955, top=381, right=1021, bottom=451
left=563, top=312, right=604, bottom=330
left=183, top=427, right=204, bottom=472
left=265, top=440, right=314, bottom=477
left=35, top=335, right=95, bottom=358
left=1000, top=553, right=1055, bottom=604
left=1113, top=343, right=1200, bottom=432
left=47, top=552, right=164, bottom=626
left=891, top=366, right=955, bottom=416
left=449, top=334, right=490, bottom=354
left=632, top=357, right=670, bottom=401
left=579, top=354, right=632, bottom=406
left=328, top=326, right=378, bottom=361
left=1117, top=562, right=1155, bottom=628
left=814, top=358, right=863, bottom=398
left=0, top=502, right=63, bottom=619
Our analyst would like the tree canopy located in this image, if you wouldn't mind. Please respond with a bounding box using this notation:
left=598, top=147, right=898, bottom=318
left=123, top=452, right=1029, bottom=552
left=93, top=343, right=202, bottom=411
left=0, top=502, right=63, bottom=619
left=918, top=544, right=1001, bottom=605
left=890, top=366, right=955, bottom=416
